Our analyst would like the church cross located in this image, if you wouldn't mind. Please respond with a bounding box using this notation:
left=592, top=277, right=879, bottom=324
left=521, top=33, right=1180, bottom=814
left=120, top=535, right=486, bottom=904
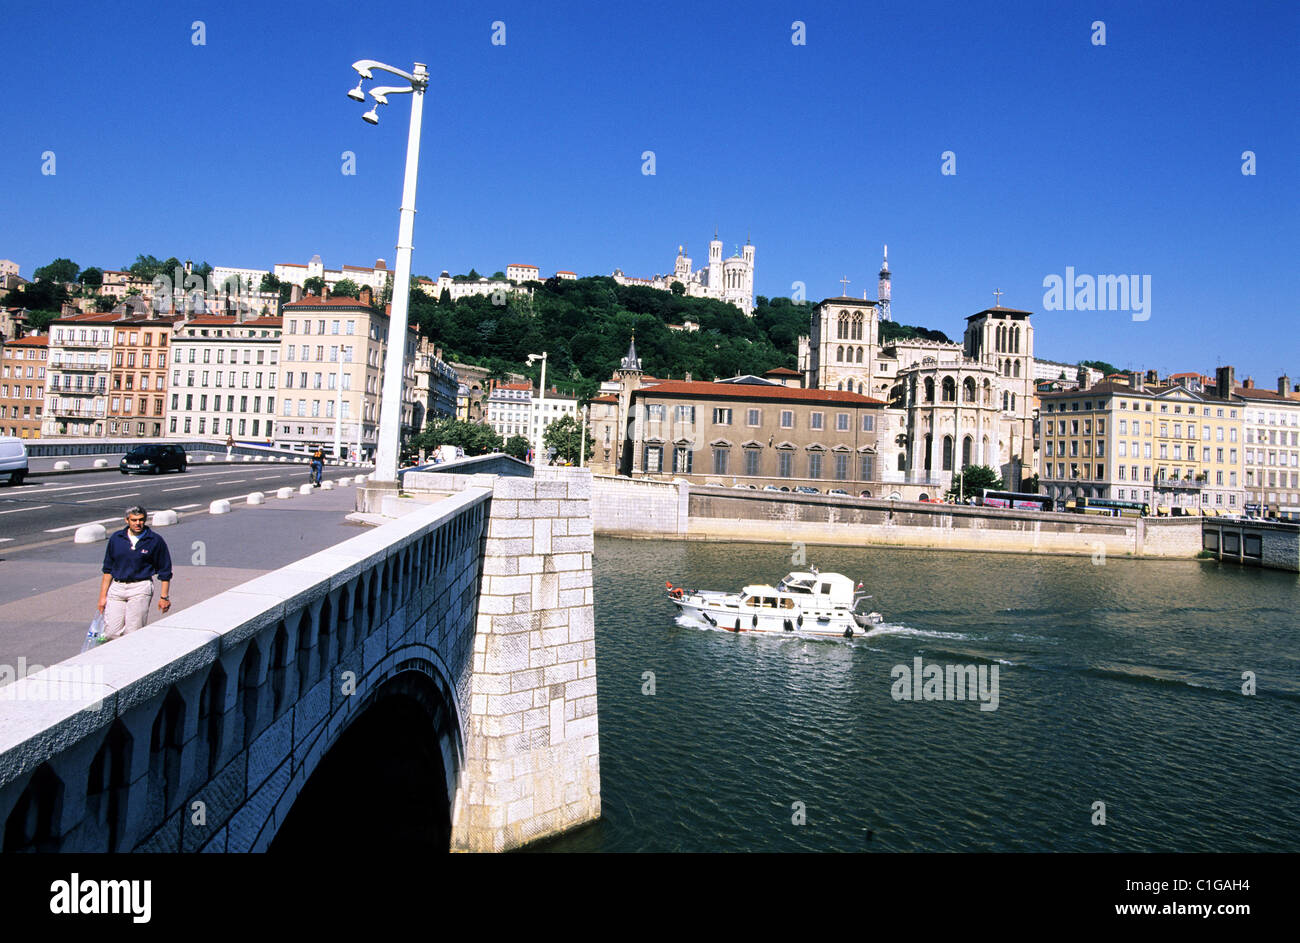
left=840, top=276, right=851, bottom=296
left=993, top=288, right=1004, bottom=307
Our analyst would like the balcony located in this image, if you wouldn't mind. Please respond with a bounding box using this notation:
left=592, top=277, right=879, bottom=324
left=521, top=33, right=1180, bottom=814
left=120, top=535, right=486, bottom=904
left=49, top=359, right=109, bottom=371
left=49, top=404, right=106, bottom=418
left=1156, top=478, right=1206, bottom=491
left=52, top=339, right=112, bottom=350
left=47, top=384, right=106, bottom=396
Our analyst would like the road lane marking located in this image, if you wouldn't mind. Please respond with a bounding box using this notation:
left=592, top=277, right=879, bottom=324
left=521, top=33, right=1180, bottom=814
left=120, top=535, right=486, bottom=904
left=45, top=516, right=122, bottom=533
left=162, top=486, right=201, bottom=492
left=0, top=504, right=52, bottom=515
left=223, top=479, right=246, bottom=484
left=174, top=503, right=201, bottom=510
left=253, top=475, right=281, bottom=480
left=76, top=492, right=142, bottom=503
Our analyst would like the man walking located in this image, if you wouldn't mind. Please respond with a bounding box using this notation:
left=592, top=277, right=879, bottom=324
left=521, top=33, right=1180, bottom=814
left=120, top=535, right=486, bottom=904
left=226, top=434, right=235, bottom=460
left=97, top=506, right=173, bottom=640
left=310, top=444, right=324, bottom=487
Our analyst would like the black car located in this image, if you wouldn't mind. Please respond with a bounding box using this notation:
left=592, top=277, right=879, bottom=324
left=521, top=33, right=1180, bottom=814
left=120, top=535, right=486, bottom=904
left=120, top=444, right=187, bottom=475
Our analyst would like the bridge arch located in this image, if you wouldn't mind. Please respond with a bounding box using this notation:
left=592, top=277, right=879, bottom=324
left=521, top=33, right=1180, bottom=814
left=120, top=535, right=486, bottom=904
left=270, top=658, right=462, bottom=852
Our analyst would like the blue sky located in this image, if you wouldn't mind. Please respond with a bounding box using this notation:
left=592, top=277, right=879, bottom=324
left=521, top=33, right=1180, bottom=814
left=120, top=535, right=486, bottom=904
left=3, top=0, right=1296, bottom=381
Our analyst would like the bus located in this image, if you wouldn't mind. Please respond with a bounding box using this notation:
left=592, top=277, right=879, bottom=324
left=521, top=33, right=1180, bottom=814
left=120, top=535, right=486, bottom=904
left=980, top=490, right=1053, bottom=512
left=1075, top=496, right=1150, bottom=518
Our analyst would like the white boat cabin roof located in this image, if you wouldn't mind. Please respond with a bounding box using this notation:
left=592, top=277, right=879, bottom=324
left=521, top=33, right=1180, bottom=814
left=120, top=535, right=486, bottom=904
left=742, top=571, right=857, bottom=606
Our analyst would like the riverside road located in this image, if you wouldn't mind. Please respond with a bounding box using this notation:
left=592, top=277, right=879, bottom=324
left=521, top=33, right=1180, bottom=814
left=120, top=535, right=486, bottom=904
left=0, top=462, right=343, bottom=553
left=0, top=462, right=372, bottom=672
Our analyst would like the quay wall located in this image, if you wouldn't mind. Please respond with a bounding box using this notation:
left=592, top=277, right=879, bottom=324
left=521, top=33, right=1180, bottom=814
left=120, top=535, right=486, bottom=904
left=589, top=477, right=1203, bottom=559
left=1201, top=518, right=1300, bottom=573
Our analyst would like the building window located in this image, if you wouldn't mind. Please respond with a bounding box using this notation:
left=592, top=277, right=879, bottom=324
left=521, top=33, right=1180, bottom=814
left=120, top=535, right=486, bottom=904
left=810, top=412, right=824, bottom=430
left=747, top=408, right=760, bottom=426
left=834, top=453, right=848, bottom=480
left=674, top=405, right=695, bottom=423
left=860, top=454, right=874, bottom=480
left=671, top=446, right=692, bottom=474
left=780, top=410, right=794, bottom=429
left=808, top=453, right=822, bottom=479
left=779, top=451, right=793, bottom=478
left=712, top=408, right=732, bottom=425
left=836, top=412, right=849, bottom=431
left=862, top=414, right=874, bottom=432
left=644, top=445, right=662, bottom=473
left=744, top=449, right=760, bottom=476
left=713, top=447, right=729, bottom=474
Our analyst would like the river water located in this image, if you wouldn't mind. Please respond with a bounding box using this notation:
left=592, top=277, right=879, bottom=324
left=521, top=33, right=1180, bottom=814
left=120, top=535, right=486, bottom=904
left=537, top=538, right=1300, bottom=852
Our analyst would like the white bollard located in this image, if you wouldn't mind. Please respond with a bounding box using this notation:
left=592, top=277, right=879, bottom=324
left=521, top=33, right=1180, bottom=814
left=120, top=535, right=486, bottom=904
left=298, top=483, right=313, bottom=495
left=254, top=456, right=263, bottom=462
left=93, top=458, right=108, bottom=468
left=247, top=491, right=266, bottom=505
left=354, top=474, right=366, bottom=485
left=205, top=455, right=215, bottom=462
left=321, top=480, right=333, bottom=490
left=151, top=509, right=179, bottom=526
left=276, top=487, right=293, bottom=500
left=243, top=455, right=252, bottom=462
left=279, top=457, right=287, bottom=463
left=53, top=460, right=71, bottom=471
left=209, top=499, right=232, bottom=514
left=338, top=477, right=351, bottom=486
left=74, top=523, right=107, bottom=544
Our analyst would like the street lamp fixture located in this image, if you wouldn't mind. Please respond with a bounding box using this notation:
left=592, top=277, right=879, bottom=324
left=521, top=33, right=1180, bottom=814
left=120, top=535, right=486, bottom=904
left=345, top=57, right=429, bottom=484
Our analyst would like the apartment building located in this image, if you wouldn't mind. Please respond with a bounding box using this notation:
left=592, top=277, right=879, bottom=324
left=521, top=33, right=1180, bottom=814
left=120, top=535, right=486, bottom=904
left=1235, top=374, right=1300, bottom=516
left=105, top=317, right=181, bottom=438
left=43, top=312, right=123, bottom=436
left=277, top=295, right=418, bottom=457
left=1039, top=367, right=1245, bottom=511
left=0, top=335, right=48, bottom=437
left=486, top=382, right=533, bottom=440
left=168, top=315, right=282, bottom=440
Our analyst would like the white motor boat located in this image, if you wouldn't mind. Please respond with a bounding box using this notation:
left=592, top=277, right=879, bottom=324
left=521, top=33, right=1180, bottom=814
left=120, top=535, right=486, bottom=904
left=666, top=570, right=884, bottom=639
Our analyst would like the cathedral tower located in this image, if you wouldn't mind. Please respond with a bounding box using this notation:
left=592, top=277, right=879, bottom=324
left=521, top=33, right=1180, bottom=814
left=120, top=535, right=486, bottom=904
left=877, top=245, right=891, bottom=322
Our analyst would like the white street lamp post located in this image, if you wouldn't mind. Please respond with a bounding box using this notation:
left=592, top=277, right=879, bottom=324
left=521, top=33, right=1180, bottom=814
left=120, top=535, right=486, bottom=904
left=528, top=352, right=547, bottom=467
left=579, top=404, right=588, bottom=468
left=348, top=58, right=428, bottom=484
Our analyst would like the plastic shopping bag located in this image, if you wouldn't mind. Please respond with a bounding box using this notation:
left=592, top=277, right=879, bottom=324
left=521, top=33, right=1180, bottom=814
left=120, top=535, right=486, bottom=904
left=80, top=613, right=107, bottom=653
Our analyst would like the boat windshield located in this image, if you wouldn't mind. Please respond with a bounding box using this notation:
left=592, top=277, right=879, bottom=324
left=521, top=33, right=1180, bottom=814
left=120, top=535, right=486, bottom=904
left=778, top=578, right=815, bottom=594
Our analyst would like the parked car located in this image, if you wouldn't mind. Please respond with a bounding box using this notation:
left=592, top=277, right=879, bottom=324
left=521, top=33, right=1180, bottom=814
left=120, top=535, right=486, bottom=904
left=794, top=486, right=820, bottom=495
left=0, top=436, right=29, bottom=485
left=120, top=443, right=187, bottom=475
left=733, top=483, right=758, bottom=489
left=828, top=488, right=849, bottom=496
left=859, top=490, right=874, bottom=498
left=763, top=485, right=782, bottom=492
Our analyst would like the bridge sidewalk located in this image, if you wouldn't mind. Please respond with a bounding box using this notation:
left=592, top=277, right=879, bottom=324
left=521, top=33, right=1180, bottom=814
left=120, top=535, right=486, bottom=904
left=0, top=480, right=370, bottom=677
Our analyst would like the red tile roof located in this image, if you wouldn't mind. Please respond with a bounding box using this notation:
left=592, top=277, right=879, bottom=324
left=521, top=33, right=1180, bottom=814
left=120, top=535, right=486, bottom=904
left=636, top=380, right=885, bottom=405
left=764, top=366, right=801, bottom=376
left=283, top=295, right=373, bottom=309
left=2, top=335, right=48, bottom=347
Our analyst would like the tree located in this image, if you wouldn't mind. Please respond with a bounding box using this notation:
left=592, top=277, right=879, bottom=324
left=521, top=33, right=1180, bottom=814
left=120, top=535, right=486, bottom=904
left=33, top=258, right=79, bottom=285
left=303, top=276, right=326, bottom=296
left=409, top=417, right=503, bottom=457
left=259, top=272, right=282, bottom=293
left=331, top=278, right=361, bottom=299
left=1022, top=473, right=1040, bottom=494
left=466, top=268, right=481, bottom=281
left=24, top=310, right=61, bottom=333
left=947, top=464, right=1003, bottom=500
left=504, top=435, right=530, bottom=460
left=1080, top=359, right=1121, bottom=377
left=79, top=267, right=103, bottom=288
left=669, top=280, right=685, bottom=296
left=543, top=413, right=593, bottom=465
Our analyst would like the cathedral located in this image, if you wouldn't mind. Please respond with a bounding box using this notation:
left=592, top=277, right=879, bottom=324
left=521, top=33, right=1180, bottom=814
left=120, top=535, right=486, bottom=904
left=612, top=231, right=755, bottom=315
left=798, top=248, right=1037, bottom=495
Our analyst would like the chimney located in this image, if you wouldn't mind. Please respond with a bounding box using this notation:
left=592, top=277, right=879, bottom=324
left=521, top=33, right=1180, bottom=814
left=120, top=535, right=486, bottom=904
left=375, top=259, right=387, bottom=271
left=320, top=282, right=328, bottom=299
left=1215, top=365, right=1235, bottom=399
left=1243, top=377, right=1254, bottom=389
left=1145, top=368, right=1159, bottom=384
left=1130, top=370, right=1144, bottom=391
left=1279, top=375, right=1291, bottom=396
left=684, top=371, right=692, bottom=382
left=290, top=283, right=302, bottom=303
left=360, top=285, right=373, bottom=307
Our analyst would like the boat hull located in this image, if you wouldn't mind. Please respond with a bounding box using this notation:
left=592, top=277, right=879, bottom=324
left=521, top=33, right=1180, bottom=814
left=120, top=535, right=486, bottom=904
left=671, top=595, right=880, bottom=638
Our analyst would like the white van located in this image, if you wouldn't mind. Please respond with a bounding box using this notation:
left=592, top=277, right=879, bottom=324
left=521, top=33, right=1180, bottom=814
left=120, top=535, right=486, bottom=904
left=0, top=436, right=29, bottom=485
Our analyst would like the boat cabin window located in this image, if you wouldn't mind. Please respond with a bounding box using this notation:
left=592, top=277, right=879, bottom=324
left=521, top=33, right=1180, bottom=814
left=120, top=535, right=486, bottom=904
left=818, top=583, right=832, bottom=595
left=781, top=598, right=795, bottom=609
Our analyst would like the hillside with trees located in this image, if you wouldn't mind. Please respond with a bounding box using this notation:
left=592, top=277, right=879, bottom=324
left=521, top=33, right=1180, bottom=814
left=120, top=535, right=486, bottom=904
left=408, top=276, right=953, bottom=403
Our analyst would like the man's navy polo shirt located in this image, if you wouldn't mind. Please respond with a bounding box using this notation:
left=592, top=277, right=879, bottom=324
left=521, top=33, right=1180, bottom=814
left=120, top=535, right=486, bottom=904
left=102, top=527, right=173, bottom=583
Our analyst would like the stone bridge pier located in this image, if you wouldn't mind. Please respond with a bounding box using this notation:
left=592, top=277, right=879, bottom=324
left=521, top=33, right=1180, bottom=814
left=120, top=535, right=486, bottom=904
left=0, top=468, right=599, bottom=853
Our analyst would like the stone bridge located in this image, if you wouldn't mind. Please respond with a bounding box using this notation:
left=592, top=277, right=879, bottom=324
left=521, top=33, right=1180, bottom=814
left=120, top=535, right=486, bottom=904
left=0, top=467, right=600, bottom=852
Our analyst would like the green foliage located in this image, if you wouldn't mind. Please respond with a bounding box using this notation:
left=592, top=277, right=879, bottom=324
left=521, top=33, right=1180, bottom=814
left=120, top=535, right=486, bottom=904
left=543, top=413, right=593, bottom=465
left=79, top=267, right=103, bottom=288
left=331, top=278, right=361, bottom=299
left=947, top=464, right=1004, bottom=500
left=409, top=417, right=502, bottom=457
left=303, top=276, right=326, bottom=296
left=259, top=272, right=282, bottom=293
left=879, top=320, right=953, bottom=345
left=1022, top=473, right=1040, bottom=494
left=1080, top=359, right=1121, bottom=377
left=504, top=434, right=530, bottom=460
left=2, top=279, right=67, bottom=312
left=669, top=280, right=685, bottom=296
left=33, top=258, right=80, bottom=285
left=24, top=310, right=61, bottom=333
